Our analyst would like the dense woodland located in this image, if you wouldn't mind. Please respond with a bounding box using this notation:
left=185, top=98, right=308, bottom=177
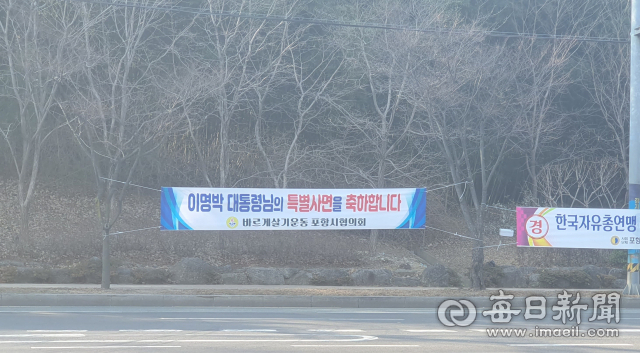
left=0, top=0, right=633, bottom=288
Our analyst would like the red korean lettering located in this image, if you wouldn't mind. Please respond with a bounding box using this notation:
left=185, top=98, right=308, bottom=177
left=321, top=194, right=333, bottom=212
left=529, top=220, right=543, bottom=234
left=287, top=194, right=299, bottom=212
left=346, top=194, right=357, bottom=212
left=299, top=195, right=311, bottom=212
left=378, top=194, right=386, bottom=211
left=357, top=194, right=366, bottom=212
left=310, top=195, right=320, bottom=212
left=368, top=194, right=378, bottom=212
left=390, top=194, right=398, bottom=211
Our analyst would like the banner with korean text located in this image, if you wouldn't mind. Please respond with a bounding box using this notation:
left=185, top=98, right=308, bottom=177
left=161, top=188, right=426, bottom=230
left=517, top=207, right=640, bottom=249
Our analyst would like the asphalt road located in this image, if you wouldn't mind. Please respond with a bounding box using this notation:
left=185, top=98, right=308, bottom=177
left=0, top=306, right=637, bottom=352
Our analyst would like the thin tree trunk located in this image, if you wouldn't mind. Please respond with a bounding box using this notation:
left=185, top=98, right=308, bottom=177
left=18, top=203, right=29, bottom=244
left=101, top=227, right=110, bottom=289
left=219, top=115, right=229, bottom=188
left=370, top=164, right=386, bottom=254
left=469, top=209, right=485, bottom=289
left=470, top=246, right=484, bottom=289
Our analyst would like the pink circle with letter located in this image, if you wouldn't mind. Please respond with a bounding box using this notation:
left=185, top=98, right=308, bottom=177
left=525, top=215, right=549, bottom=239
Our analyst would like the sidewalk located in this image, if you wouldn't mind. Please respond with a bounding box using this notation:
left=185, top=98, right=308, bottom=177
left=0, top=284, right=636, bottom=308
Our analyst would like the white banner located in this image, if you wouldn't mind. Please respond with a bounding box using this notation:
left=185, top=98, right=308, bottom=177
left=161, top=187, right=426, bottom=230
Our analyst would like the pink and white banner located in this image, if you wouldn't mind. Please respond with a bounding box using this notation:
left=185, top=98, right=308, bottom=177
left=517, top=207, right=640, bottom=249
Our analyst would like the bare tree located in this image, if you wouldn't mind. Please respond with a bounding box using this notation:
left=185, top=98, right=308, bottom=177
left=538, top=157, right=625, bottom=209
left=252, top=24, right=345, bottom=189
left=584, top=1, right=630, bottom=203
left=195, top=0, right=297, bottom=188
left=0, top=0, right=81, bottom=244
left=410, top=24, right=520, bottom=288
left=510, top=0, right=600, bottom=201
left=511, top=38, right=576, bottom=201
left=65, top=1, right=183, bottom=289
left=157, top=62, right=221, bottom=187
left=326, top=0, right=447, bottom=253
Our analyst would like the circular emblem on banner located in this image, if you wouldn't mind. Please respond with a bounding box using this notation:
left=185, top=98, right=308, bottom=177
left=226, top=217, right=239, bottom=229
left=525, top=214, right=549, bottom=239
left=611, top=236, right=620, bottom=246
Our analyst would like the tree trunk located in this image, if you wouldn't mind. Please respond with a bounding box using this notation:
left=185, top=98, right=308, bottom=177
left=101, top=228, right=110, bottom=289
left=18, top=203, right=29, bottom=244
left=370, top=164, right=386, bottom=255
left=219, top=116, right=229, bottom=188
left=470, top=242, right=485, bottom=289
left=370, top=230, right=378, bottom=254
left=470, top=207, right=486, bottom=290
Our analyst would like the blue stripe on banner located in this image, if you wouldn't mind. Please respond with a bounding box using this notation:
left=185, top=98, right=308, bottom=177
left=160, top=189, right=173, bottom=229
left=160, top=188, right=192, bottom=230
left=397, top=188, right=426, bottom=229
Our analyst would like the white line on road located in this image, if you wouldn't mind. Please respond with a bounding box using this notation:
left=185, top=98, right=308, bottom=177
left=308, top=330, right=364, bottom=332
left=31, top=346, right=181, bottom=349
left=174, top=339, right=377, bottom=342
left=404, top=330, right=456, bottom=333
left=173, top=335, right=378, bottom=342
left=313, top=311, right=433, bottom=314
left=2, top=336, right=317, bottom=343
left=2, top=341, right=136, bottom=344
left=0, top=334, right=85, bottom=338
left=328, top=319, right=403, bottom=321
left=41, top=340, right=132, bottom=343
left=222, top=329, right=277, bottom=332
left=508, top=344, right=633, bottom=347
left=39, top=341, right=131, bottom=343
left=159, top=318, right=296, bottom=321
left=118, top=330, right=182, bottom=332
left=0, top=311, right=158, bottom=314
left=292, top=345, right=420, bottom=348
left=160, top=317, right=403, bottom=322
left=183, top=333, right=294, bottom=336
left=0, top=334, right=380, bottom=342
left=27, top=331, right=87, bottom=333
left=3, top=340, right=170, bottom=344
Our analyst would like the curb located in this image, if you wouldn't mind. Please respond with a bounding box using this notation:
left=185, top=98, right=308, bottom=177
left=1, top=294, right=639, bottom=308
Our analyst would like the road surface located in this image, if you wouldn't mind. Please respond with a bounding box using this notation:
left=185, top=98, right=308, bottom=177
left=0, top=306, right=637, bottom=352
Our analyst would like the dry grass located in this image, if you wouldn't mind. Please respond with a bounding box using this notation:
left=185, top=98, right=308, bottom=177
left=0, top=180, right=621, bottom=278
